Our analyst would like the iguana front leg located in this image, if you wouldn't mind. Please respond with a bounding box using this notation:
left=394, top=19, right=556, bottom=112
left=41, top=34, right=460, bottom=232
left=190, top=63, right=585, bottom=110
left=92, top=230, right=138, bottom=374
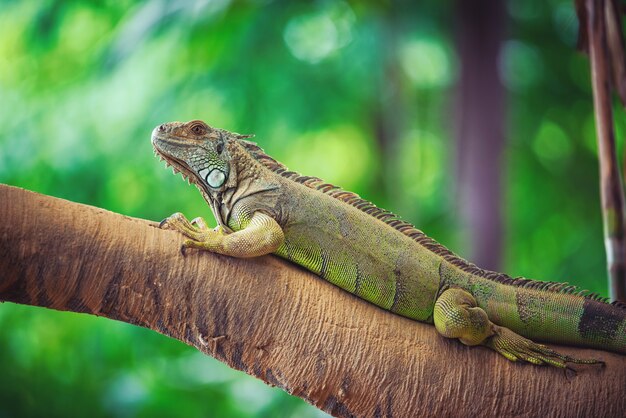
left=433, top=288, right=602, bottom=368
left=160, top=211, right=284, bottom=258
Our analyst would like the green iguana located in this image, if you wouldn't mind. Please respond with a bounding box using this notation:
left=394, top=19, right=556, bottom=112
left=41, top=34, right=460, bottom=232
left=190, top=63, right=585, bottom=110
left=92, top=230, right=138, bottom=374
left=152, top=119, right=626, bottom=369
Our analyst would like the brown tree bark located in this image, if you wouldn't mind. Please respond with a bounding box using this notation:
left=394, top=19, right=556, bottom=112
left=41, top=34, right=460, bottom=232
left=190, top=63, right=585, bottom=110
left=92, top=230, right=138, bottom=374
left=1, top=184, right=625, bottom=417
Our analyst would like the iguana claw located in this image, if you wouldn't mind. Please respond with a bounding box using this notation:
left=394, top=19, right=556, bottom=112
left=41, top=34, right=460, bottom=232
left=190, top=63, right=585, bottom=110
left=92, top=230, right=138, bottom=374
left=485, top=325, right=604, bottom=368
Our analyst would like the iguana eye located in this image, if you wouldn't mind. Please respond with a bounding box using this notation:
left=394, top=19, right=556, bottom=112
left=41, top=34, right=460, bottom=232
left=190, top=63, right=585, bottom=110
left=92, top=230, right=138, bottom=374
left=189, top=121, right=207, bottom=136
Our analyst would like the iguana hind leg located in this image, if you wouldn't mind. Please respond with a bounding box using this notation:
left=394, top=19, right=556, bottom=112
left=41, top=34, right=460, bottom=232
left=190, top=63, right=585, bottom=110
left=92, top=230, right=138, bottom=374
left=433, top=288, right=602, bottom=368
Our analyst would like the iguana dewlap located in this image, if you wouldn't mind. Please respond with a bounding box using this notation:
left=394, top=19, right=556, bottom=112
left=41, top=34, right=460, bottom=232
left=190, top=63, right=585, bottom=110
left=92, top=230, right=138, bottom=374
left=152, top=119, right=626, bottom=369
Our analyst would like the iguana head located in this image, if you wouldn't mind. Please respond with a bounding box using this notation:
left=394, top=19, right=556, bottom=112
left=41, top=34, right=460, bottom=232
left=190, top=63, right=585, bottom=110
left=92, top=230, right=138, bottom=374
left=152, top=120, right=278, bottom=229
left=152, top=120, right=234, bottom=193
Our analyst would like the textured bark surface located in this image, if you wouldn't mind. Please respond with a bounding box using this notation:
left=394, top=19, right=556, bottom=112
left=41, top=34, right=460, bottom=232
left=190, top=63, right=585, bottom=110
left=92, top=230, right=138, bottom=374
left=1, top=184, right=625, bottom=417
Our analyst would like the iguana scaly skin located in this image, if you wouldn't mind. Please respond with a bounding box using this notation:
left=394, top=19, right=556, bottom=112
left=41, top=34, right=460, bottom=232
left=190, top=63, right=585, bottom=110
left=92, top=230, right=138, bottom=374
left=152, top=120, right=626, bottom=368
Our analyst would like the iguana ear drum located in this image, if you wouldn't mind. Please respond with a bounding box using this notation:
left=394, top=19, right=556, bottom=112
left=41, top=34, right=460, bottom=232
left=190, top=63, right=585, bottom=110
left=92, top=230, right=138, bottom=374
left=199, top=168, right=226, bottom=188
left=207, top=169, right=226, bottom=188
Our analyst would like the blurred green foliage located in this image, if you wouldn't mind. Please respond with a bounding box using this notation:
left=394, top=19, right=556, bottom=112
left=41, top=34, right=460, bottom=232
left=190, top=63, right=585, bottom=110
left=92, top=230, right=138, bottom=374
left=0, top=0, right=624, bottom=416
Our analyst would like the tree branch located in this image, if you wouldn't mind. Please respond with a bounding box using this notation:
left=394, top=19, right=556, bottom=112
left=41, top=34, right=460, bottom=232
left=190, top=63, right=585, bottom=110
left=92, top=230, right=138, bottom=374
left=580, top=0, right=626, bottom=302
left=0, top=184, right=624, bottom=417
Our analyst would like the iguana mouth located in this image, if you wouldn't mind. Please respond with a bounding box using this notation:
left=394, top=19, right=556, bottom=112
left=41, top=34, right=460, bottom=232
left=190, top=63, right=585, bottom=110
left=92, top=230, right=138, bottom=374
left=152, top=145, right=197, bottom=186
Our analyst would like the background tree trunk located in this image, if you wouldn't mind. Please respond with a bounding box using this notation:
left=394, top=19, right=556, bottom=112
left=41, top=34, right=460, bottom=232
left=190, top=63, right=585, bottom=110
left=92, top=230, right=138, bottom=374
left=1, top=184, right=624, bottom=417
left=455, top=0, right=506, bottom=271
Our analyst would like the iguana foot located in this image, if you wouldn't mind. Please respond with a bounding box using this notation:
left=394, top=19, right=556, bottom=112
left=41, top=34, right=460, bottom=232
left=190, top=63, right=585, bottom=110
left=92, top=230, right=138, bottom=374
left=160, top=211, right=284, bottom=258
left=160, top=212, right=215, bottom=241
left=433, top=288, right=603, bottom=368
left=160, top=212, right=197, bottom=237
left=484, top=325, right=603, bottom=368
left=190, top=216, right=211, bottom=230
left=160, top=212, right=224, bottom=254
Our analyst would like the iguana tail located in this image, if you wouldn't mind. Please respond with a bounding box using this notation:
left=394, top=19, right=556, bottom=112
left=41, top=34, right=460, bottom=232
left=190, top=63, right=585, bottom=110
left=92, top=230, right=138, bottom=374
left=475, top=279, right=626, bottom=354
